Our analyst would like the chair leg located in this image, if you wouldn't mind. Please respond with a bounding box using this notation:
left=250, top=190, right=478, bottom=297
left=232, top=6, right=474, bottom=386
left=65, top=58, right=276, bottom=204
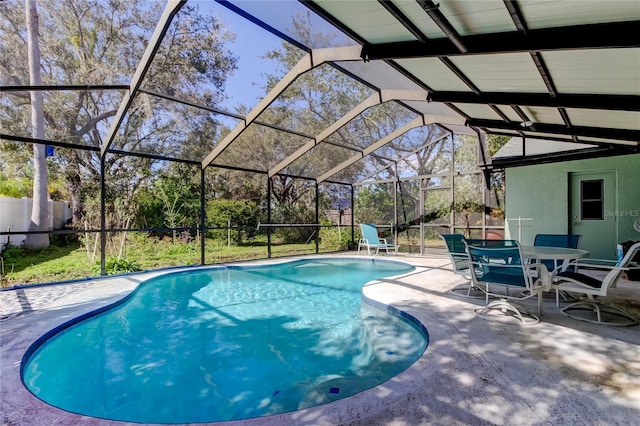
left=560, top=299, right=638, bottom=327
left=448, top=281, right=485, bottom=299
left=474, top=299, right=540, bottom=326
left=537, top=291, right=543, bottom=316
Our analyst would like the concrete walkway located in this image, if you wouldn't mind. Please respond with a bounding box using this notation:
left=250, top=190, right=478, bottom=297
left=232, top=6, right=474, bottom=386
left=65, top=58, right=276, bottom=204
left=2, top=254, right=639, bottom=425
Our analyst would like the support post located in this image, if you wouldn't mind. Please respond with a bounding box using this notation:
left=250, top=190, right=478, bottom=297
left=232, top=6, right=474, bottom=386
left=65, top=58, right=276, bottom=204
left=351, top=185, right=355, bottom=250
left=99, top=156, right=106, bottom=276
left=394, top=163, right=399, bottom=251
left=200, top=168, right=206, bottom=265
left=267, top=176, right=272, bottom=258
left=315, top=182, right=319, bottom=254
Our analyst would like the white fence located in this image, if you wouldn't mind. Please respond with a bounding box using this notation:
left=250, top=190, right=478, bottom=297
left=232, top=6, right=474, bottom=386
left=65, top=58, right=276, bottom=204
left=0, top=196, right=72, bottom=248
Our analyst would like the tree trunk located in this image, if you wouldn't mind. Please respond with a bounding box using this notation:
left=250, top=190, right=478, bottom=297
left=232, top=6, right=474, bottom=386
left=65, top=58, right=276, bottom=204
left=24, top=0, right=49, bottom=248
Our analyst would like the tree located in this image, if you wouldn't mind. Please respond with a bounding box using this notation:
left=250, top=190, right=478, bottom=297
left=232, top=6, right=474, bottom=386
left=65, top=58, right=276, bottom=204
left=1, top=0, right=237, bottom=230
left=23, top=0, right=49, bottom=248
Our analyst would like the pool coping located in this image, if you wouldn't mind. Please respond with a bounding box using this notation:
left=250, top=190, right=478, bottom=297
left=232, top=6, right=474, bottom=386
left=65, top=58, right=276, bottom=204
left=2, top=253, right=640, bottom=425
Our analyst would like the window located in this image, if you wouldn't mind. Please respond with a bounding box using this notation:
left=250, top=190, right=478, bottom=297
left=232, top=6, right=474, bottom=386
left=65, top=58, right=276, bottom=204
left=580, top=179, right=604, bottom=220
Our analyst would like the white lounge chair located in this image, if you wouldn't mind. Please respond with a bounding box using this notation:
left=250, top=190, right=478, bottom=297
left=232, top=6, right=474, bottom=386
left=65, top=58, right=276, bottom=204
left=550, top=242, right=640, bottom=326
left=358, top=223, right=399, bottom=255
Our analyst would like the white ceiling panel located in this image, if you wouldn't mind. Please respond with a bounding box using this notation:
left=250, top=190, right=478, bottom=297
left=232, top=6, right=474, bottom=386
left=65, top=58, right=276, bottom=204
left=314, top=0, right=416, bottom=43
left=453, top=103, right=503, bottom=121
left=520, top=0, right=640, bottom=29
left=493, top=136, right=597, bottom=159
left=521, top=107, right=564, bottom=126
left=577, top=136, right=640, bottom=146
left=395, top=58, right=471, bottom=91
left=493, top=106, right=522, bottom=122
left=542, top=49, right=640, bottom=96
left=450, top=53, right=548, bottom=92
left=437, top=0, right=516, bottom=35
left=391, top=0, right=443, bottom=38
left=566, top=108, right=640, bottom=131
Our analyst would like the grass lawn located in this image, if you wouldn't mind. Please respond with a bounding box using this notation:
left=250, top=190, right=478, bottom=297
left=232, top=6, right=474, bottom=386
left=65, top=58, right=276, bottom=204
left=0, top=235, right=319, bottom=288
left=1, top=231, right=446, bottom=288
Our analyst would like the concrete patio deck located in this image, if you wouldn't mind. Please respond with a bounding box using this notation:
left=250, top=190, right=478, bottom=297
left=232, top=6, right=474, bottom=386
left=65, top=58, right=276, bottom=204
left=1, top=253, right=639, bottom=425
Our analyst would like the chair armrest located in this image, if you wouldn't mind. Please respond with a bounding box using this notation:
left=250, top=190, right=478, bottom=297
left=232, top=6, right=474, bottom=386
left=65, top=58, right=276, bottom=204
left=550, top=258, right=622, bottom=275
left=525, top=262, right=551, bottom=290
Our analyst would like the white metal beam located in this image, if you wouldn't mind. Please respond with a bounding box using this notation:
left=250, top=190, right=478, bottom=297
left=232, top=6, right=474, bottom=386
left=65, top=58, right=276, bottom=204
left=353, top=131, right=452, bottom=185
left=316, top=115, right=426, bottom=183
left=201, top=45, right=362, bottom=169
left=268, top=89, right=433, bottom=177
left=268, top=93, right=382, bottom=177
left=101, top=0, right=186, bottom=157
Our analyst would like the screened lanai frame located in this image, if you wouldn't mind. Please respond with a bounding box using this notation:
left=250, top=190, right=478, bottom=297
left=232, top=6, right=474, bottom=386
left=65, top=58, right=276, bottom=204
left=1, top=0, right=638, bottom=277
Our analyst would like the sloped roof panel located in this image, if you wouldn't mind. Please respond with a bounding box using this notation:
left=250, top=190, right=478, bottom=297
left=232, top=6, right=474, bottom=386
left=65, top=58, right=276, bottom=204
left=453, top=103, right=504, bottom=121
left=395, top=58, right=472, bottom=91
left=521, top=106, right=565, bottom=126
left=520, top=0, right=640, bottom=28
left=449, top=53, right=548, bottom=92
left=541, top=49, right=640, bottom=96
left=567, top=109, right=640, bottom=131
left=428, top=0, right=516, bottom=35
left=314, top=0, right=417, bottom=43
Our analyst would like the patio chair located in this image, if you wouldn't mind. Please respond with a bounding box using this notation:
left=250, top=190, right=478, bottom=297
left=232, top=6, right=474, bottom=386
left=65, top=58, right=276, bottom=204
left=534, top=233, right=581, bottom=271
left=466, top=238, right=521, bottom=264
left=466, top=238, right=519, bottom=247
left=550, top=242, right=640, bottom=326
left=357, top=223, right=399, bottom=255
left=466, top=242, right=550, bottom=325
left=441, top=234, right=484, bottom=298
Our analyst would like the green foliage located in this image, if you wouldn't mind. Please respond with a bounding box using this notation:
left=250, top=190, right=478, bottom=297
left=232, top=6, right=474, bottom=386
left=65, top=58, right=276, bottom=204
left=319, top=224, right=360, bottom=252
left=0, top=175, right=31, bottom=198
left=271, top=204, right=317, bottom=244
left=355, top=185, right=395, bottom=224
left=93, top=258, right=142, bottom=276
left=0, top=0, right=237, bottom=229
left=132, top=175, right=201, bottom=232
left=206, top=199, right=260, bottom=243
left=487, top=135, right=511, bottom=157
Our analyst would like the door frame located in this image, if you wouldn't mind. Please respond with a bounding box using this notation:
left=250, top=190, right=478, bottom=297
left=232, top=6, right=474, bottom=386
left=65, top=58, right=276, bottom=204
left=568, top=169, right=617, bottom=259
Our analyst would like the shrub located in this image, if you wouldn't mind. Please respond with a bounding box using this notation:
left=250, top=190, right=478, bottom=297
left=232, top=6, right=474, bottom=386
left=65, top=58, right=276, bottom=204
left=271, top=205, right=316, bottom=244
left=319, top=225, right=359, bottom=251
left=93, top=257, right=142, bottom=275
left=206, top=199, right=260, bottom=243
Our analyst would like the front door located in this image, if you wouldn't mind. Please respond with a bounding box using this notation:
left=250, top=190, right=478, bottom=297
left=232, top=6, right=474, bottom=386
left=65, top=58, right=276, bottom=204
left=570, top=171, right=617, bottom=259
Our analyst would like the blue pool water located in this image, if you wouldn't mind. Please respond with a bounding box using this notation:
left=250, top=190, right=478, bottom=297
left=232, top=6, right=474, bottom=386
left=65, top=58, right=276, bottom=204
left=22, top=258, right=428, bottom=423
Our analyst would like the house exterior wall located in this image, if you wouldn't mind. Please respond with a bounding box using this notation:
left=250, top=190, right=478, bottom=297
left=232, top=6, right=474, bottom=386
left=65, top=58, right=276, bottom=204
left=504, top=153, right=640, bottom=252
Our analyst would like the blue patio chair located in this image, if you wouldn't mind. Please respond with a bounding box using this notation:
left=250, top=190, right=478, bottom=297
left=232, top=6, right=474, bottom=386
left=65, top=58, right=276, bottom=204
left=358, top=223, right=399, bottom=255
left=440, top=234, right=469, bottom=274
left=466, top=242, right=550, bottom=325
left=466, top=238, right=519, bottom=247
left=466, top=238, right=521, bottom=264
left=534, top=234, right=581, bottom=272
left=441, top=234, right=484, bottom=298
left=551, top=242, right=640, bottom=326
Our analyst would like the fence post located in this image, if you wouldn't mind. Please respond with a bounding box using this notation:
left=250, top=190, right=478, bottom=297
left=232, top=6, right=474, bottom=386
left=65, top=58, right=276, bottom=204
left=22, top=197, right=30, bottom=232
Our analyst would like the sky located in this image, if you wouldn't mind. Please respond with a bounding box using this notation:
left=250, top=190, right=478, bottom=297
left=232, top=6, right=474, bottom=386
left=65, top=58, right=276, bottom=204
left=203, top=1, right=288, bottom=112
left=198, top=0, right=352, bottom=112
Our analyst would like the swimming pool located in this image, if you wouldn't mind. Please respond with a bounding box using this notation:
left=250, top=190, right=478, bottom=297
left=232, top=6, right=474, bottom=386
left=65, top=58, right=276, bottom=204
left=22, top=258, right=428, bottom=423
